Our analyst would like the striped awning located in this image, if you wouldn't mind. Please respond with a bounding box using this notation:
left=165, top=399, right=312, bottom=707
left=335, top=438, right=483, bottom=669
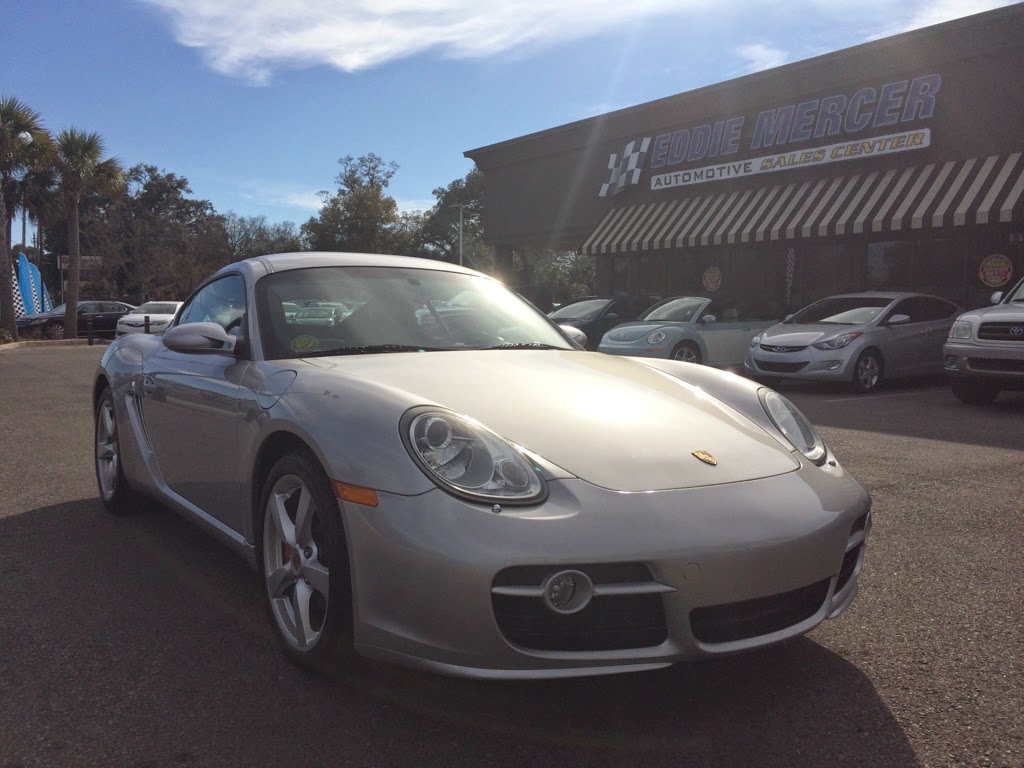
left=581, top=152, right=1024, bottom=255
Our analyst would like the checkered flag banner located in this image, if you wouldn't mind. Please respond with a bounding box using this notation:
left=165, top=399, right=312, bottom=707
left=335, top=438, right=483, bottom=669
left=599, top=138, right=651, bottom=197
left=10, top=264, right=27, bottom=319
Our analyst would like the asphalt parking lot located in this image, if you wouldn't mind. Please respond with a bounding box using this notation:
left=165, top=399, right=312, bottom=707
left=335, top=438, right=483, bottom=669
left=1, top=344, right=1022, bottom=768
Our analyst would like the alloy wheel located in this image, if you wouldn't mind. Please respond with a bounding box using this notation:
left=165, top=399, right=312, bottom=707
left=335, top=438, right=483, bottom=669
left=95, top=398, right=119, bottom=500
left=855, top=353, right=881, bottom=391
left=262, top=474, right=331, bottom=652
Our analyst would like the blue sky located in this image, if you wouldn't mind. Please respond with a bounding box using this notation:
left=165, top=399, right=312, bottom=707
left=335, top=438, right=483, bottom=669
left=4, top=0, right=1018, bottom=235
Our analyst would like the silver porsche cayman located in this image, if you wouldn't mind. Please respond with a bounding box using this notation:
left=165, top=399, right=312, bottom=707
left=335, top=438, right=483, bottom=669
left=93, top=252, right=871, bottom=680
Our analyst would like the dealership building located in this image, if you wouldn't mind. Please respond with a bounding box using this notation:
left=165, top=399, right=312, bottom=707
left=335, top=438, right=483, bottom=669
left=465, top=5, right=1024, bottom=317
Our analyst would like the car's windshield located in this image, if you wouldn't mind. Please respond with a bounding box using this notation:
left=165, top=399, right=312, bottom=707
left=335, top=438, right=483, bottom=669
left=786, top=297, right=892, bottom=325
left=133, top=302, right=179, bottom=315
left=256, top=266, right=574, bottom=359
left=1004, top=277, right=1024, bottom=303
left=641, top=297, right=705, bottom=322
left=549, top=299, right=609, bottom=321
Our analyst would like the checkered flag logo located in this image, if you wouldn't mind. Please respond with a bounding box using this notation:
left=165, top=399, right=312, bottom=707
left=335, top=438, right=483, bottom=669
left=599, top=137, right=651, bottom=197
left=10, top=265, right=27, bottom=318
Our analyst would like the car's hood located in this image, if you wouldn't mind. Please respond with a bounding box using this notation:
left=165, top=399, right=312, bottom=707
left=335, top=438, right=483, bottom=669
left=603, top=321, right=686, bottom=342
left=758, top=323, right=867, bottom=346
left=960, top=302, right=1024, bottom=322
left=18, top=311, right=60, bottom=322
left=294, top=350, right=798, bottom=492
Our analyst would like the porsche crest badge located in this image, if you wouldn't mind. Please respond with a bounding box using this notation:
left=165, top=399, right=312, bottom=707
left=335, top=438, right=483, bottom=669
left=692, top=450, right=718, bottom=466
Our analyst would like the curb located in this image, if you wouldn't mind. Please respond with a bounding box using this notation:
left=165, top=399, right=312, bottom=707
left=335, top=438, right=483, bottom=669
left=0, top=339, right=109, bottom=353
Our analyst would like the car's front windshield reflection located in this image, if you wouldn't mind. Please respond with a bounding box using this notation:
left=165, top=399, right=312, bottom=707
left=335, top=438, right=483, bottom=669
left=256, top=266, right=574, bottom=359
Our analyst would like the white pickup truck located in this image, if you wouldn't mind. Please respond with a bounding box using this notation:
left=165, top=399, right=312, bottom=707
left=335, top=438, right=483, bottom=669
left=944, top=276, right=1024, bottom=404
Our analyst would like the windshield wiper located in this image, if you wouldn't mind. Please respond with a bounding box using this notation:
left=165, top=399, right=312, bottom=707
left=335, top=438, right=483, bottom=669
left=477, top=342, right=564, bottom=350
left=301, top=344, right=447, bottom=357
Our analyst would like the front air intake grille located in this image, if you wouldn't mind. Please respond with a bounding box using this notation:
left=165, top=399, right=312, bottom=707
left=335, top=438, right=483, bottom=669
left=493, top=593, right=668, bottom=651
left=690, top=578, right=830, bottom=644
left=978, top=322, right=1024, bottom=342
left=755, top=360, right=809, bottom=373
left=491, top=563, right=668, bottom=652
left=968, top=357, right=1024, bottom=373
left=835, top=544, right=863, bottom=593
left=759, top=344, right=808, bottom=353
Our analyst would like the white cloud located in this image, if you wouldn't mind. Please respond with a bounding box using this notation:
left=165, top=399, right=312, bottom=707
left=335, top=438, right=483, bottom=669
left=238, top=182, right=322, bottom=213
left=396, top=198, right=436, bottom=214
left=141, top=0, right=1019, bottom=84
left=734, top=43, right=790, bottom=75
left=141, top=0, right=707, bottom=83
left=899, top=0, right=1016, bottom=31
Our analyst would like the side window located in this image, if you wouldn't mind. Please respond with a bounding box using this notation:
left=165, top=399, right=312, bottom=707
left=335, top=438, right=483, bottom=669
left=918, top=297, right=958, bottom=321
left=80, top=303, right=98, bottom=314
left=177, top=275, right=247, bottom=333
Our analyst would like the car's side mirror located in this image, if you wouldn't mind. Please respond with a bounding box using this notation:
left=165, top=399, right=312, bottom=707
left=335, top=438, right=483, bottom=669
left=78, top=307, right=88, bottom=315
left=605, top=313, right=619, bottom=321
left=700, top=314, right=717, bottom=325
left=560, top=324, right=588, bottom=349
left=784, top=314, right=794, bottom=322
left=163, top=322, right=238, bottom=354
left=991, top=291, right=1004, bottom=304
left=887, top=314, right=911, bottom=325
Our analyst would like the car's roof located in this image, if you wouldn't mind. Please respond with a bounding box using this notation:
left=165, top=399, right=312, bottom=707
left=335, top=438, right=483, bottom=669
left=212, top=252, right=483, bottom=282
left=819, top=291, right=937, bottom=300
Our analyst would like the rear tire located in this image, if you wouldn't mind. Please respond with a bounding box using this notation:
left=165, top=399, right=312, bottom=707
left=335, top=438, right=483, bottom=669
left=671, top=342, right=702, bottom=364
left=259, top=452, right=354, bottom=671
left=850, top=350, right=883, bottom=394
left=951, top=378, right=999, bottom=405
left=94, top=387, right=144, bottom=515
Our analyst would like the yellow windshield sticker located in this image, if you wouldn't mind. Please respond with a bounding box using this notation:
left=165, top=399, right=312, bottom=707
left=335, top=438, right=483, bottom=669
left=292, top=335, right=319, bottom=352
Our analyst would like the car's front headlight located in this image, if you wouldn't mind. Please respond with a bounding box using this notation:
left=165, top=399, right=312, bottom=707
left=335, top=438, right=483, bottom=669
left=812, top=332, right=862, bottom=350
left=750, top=334, right=761, bottom=348
left=948, top=319, right=973, bottom=340
left=759, top=390, right=827, bottom=465
left=402, top=408, right=547, bottom=504
left=647, top=330, right=666, bottom=344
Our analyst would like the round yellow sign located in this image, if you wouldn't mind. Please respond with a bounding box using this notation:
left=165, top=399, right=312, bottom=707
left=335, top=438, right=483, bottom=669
left=978, top=254, right=1013, bottom=288
left=702, top=266, right=723, bottom=292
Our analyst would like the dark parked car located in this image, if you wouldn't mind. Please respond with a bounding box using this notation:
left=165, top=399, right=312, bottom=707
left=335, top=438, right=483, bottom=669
left=16, top=301, right=136, bottom=339
left=548, top=295, right=656, bottom=350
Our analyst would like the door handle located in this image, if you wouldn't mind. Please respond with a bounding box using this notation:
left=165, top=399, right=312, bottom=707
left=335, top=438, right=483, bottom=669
left=142, top=375, right=157, bottom=395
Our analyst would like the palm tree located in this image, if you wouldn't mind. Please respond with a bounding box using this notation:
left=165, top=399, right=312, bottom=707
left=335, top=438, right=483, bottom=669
left=0, top=96, right=51, bottom=339
left=54, top=128, right=124, bottom=338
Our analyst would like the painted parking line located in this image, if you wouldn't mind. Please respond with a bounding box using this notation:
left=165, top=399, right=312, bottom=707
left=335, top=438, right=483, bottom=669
left=819, top=389, right=945, bottom=404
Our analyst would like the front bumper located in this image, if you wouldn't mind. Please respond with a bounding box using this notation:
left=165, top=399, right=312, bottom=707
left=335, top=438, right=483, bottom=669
left=943, top=340, right=1024, bottom=384
left=341, top=462, right=871, bottom=679
left=598, top=341, right=669, bottom=358
left=745, top=347, right=855, bottom=381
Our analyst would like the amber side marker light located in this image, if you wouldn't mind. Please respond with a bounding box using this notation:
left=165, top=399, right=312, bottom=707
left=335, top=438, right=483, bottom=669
left=332, top=480, right=379, bottom=507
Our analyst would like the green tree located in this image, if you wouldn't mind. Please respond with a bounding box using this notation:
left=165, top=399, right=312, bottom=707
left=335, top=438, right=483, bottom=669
left=84, top=164, right=230, bottom=300
left=301, top=153, right=402, bottom=254
left=53, top=128, right=124, bottom=338
left=224, top=212, right=302, bottom=261
left=0, top=96, right=51, bottom=339
left=413, top=168, right=492, bottom=270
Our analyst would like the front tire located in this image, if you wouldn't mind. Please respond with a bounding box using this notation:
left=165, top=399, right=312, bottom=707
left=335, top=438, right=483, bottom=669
left=951, top=378, right=999, bottom=405
left=850, top=349, right=883, bottom=393
left=671, top=342, right=702, bottom=364
left=259, top=452, right=353, bottom=670
left=94, top=387, right=143, bottom=515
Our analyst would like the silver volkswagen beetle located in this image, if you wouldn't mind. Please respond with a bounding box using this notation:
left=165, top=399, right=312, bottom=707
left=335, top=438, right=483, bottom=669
left=93, top=252, right=871, bottom=679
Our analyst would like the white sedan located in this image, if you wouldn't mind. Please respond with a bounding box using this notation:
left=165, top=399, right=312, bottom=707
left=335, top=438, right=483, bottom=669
left=115, top=301, right=184, bottom=336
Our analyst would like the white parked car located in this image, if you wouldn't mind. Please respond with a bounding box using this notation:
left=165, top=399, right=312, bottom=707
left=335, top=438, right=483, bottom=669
left=115, top=301, right=184, bottom=337
left=944, top=277, right=1024, bottom=404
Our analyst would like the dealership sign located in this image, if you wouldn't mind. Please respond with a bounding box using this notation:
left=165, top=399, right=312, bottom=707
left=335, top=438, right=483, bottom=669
left=599, top=74, right=941, bottom=197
